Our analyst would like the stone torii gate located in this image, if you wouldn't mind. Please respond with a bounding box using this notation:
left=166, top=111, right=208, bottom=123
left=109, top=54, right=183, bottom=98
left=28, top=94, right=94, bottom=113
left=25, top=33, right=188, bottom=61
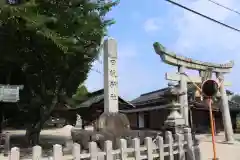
left=153, top=42, right=235, bottom=142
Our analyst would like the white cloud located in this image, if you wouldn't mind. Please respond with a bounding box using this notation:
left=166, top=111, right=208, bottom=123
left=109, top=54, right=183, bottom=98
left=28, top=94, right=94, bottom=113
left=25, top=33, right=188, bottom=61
left=143, top=18, right=162, bottom=33
left=171, top=0, right=240, bottom=92
left=173, top=0, right=240, bottom=55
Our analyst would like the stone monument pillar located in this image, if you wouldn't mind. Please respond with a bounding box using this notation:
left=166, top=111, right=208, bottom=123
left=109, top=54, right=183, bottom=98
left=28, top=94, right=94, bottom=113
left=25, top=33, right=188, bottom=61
left=97, top=38, right=130, bottom=135
left=178, top=66, right=189, bottom=126
left=216, top=73, right=234, bottom=142
left=103, top=38, right=118, bottom=113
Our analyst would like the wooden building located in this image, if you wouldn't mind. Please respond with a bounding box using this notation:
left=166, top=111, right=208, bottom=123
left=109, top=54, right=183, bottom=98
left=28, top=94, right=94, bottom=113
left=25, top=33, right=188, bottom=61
left=121, top=84, right=240, bottom=133
left=54, top=89, right=135, bottom=127
left=52, top=87, right=240, bottom=134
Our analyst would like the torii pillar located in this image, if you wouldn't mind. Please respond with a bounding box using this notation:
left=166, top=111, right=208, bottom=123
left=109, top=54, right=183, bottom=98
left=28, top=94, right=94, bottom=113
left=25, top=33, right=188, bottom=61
left=178, top=66, right=189, bottom=126
left=216, top=73, right=234, bottom=142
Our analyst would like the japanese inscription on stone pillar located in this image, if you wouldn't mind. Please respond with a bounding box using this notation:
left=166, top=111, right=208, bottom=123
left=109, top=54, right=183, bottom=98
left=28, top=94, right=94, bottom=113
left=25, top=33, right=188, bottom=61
left=103, top=38, right=119, bottom=113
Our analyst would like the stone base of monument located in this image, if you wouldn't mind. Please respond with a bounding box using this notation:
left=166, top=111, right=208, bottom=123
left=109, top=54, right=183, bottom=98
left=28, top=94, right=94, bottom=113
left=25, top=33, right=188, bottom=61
left=96, top=112, right=130, bottom=135
left=71, top=112, right=162, bottom=150
left=71, top=129, right=115, bottom=150
left=71, top=112, right=130, bottom=150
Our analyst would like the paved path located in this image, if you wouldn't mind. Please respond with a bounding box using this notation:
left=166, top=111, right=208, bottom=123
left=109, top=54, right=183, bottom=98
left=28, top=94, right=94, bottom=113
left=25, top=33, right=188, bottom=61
left=197, top=133, right=240, bottom=160
left=199, top=141, right=240, bottom=160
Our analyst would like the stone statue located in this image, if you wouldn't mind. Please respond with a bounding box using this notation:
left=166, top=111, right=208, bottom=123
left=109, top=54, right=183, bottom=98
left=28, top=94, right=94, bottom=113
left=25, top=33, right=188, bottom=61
left=75, top=114, right=82, bottom=129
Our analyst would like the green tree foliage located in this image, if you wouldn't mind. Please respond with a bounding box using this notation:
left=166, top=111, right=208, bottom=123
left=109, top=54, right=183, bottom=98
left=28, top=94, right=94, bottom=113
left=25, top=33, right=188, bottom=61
left=0, top=0, right=118, bottom=145
left=72, top=84, right=89, bottom=101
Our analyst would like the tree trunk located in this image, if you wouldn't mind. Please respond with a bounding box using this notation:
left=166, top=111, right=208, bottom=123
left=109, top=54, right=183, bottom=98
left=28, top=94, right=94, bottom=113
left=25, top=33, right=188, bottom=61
left=26, top=80, right=62, bottom=146
left=26, top=124, right=41, bottom=146
left=26, top=95, right=59, bottom=146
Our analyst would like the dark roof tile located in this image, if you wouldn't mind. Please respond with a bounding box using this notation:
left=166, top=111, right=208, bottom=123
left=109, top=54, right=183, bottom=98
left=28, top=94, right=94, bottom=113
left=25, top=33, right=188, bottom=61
left=131, top=85, right=236, bottom=107
left=75, top=89, right=135, bottom=109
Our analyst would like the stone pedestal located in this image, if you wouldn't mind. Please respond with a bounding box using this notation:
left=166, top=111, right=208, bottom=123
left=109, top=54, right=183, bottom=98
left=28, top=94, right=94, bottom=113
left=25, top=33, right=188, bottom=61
left=96, top=112, right=130, bottom=136
left=162, top=84, right=186, bottom=134
left=164, top=103, right=186, bottom=134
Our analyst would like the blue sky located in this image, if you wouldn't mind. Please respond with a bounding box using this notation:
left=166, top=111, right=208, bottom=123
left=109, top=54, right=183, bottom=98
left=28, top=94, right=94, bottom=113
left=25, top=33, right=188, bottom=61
left=86, top=0, right=240, bottom=100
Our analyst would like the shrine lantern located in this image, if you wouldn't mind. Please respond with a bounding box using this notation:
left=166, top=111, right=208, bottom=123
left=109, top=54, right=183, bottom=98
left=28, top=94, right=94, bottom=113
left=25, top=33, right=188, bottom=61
left=201, top=79, right=219, bottom=97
